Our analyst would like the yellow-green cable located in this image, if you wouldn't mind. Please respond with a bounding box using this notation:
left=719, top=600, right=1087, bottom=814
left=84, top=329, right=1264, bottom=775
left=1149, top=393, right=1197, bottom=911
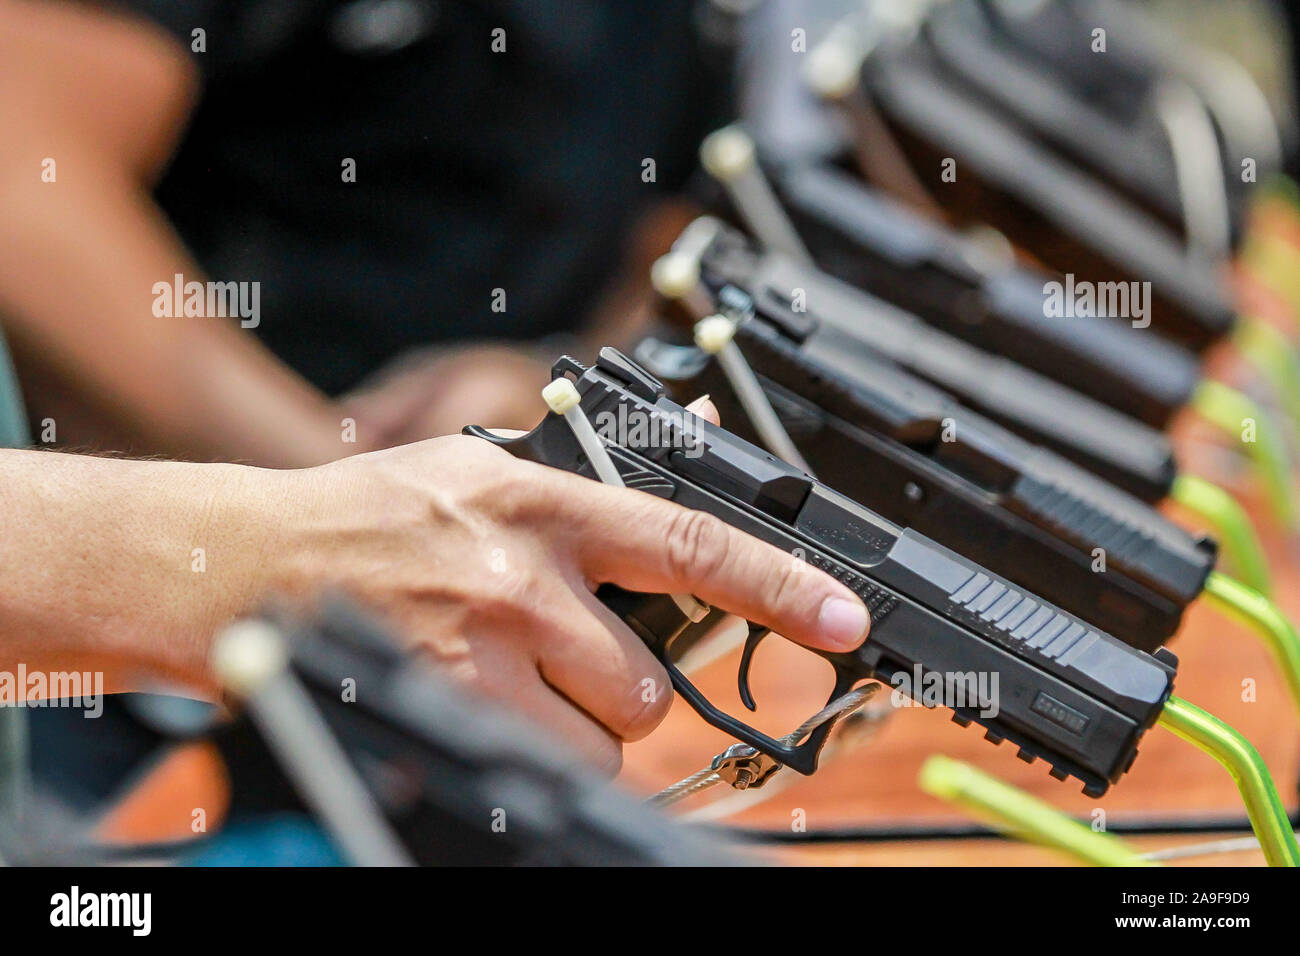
left=1170, top=474, right=1271, bottom=596
left=1200, top=572, right=1300, bottom=722
left=1241, top=236, right=1300, bottom=325
left=1259, top=173, right=1300, bottom=207
left=1241, top=176, right=1300, bottom=322
left=918, top=755, right=1155, bottom=867
left=1233, top=318, right=1300, bottom=438
left=1191, top=379, right=1297, bottom=532
left=1157, top=697, right=1300, bottom=867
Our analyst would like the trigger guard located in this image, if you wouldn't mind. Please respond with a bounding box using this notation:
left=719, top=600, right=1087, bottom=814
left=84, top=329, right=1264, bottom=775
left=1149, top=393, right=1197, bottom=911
left=656, top=653, right=857, bottom=776
left=808, top=665, right=866, bottom=745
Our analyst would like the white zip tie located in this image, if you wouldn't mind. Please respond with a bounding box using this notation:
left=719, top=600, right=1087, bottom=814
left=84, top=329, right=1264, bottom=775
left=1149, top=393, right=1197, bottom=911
left=694, top=315, right=815, bottom=477
left=542, top=379, right=708, bottom=624
left=804, top=21, right=867, bottom=102
left=212, top=620, right=415, bottom=867
left=542, top=377, right=625, bottom=487
left=650, top=251, right=715, bottom=321
left=806, top=2, right=937, bottom=101
left=650, top=251, right=700, bottom=301
left=699, top=126, right=812, bottom=265
left=804, top=7, right=946, bottom=217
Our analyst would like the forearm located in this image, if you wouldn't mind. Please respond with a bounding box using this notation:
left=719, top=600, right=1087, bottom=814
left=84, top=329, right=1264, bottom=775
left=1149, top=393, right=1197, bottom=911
left=0, top=1, right=350, bottom=467
left=0, top=449, right=293, bottom=693
left=0, top=158, right=348, bottom=467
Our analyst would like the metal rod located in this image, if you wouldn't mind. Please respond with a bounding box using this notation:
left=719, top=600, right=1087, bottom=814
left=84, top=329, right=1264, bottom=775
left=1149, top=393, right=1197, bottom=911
left=918, top=755, right=1155, bottom=867
left=1201, top=572, right=1300, bottom=721
left=699, top=126, right=812, bottom=264
left=1156, top=696, right=1300, bottom=867
left=695, top=315, right=815, bottom=476
left=1233, top=317, right=1300, bottom=442
left=1191, top=379, right=1297, bottom=532
left=212, top=620, right=415, bottom=867
left=1170, top=473, right=1271, bottom=595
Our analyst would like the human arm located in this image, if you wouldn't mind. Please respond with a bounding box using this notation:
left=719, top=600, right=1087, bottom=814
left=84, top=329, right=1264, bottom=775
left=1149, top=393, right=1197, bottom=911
left=0, top=433, right=869, bottom=772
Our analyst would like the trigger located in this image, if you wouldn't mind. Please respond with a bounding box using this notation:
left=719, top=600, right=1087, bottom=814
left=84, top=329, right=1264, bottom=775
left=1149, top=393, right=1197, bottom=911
left=737, top=624, right=771, bottom=712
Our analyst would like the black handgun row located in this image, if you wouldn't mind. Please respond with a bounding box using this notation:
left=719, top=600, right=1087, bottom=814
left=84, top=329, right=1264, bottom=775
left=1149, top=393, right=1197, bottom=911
left=467, top=2, right=1274, bottom=798
left=469, top=349, right=1179, bottom=798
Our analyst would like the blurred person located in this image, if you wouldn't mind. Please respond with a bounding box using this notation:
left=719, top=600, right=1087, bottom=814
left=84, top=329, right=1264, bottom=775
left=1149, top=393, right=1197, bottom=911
left=0, top=0, right=731, bottom=464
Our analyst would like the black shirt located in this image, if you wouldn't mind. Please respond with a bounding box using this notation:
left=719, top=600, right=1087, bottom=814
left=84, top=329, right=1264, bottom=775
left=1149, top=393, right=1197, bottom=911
left=105, top=0, right=729, bottom=393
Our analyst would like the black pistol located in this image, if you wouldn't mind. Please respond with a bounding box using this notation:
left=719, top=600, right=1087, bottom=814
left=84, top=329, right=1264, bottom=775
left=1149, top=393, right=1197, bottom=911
left=961, top=0, right=1267, bottom=235
left=771, top=163, right=1203, bottom=429
left=690, top=220, right=1179, bottom=503
left=212, top=602, right=735, bottom=865
left=465, top=349, right=1178, bottom=797
left=635, top=283, right=1216, bottom=651
left=853, top=18, right=1237, bottom=349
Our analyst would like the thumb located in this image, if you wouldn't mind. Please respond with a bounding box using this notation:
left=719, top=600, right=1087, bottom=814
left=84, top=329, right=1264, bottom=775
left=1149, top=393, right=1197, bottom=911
left=684, top=394, right=719, bottom=427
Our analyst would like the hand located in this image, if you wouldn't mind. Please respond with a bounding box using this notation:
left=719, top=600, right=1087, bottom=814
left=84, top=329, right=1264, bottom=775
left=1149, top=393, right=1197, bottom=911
left=341, top=344, right=554, bottom=448
left=270, top=416, right=871, bottom=774
left=0, top=412, right=869, bottom=776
